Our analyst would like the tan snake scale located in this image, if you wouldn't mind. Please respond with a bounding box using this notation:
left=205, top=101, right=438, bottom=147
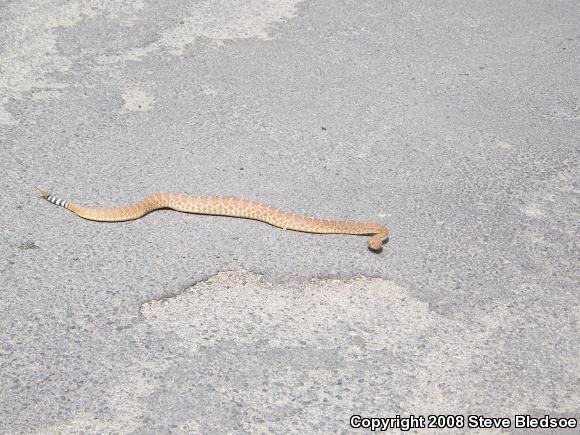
left=37, top=186, right=389, bottom=251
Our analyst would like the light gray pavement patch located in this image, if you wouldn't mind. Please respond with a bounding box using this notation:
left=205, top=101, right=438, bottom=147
left=1, top=0, right=579, bottom=433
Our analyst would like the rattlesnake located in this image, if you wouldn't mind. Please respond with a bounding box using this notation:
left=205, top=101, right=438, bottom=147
left=37, top=186, right=389, bottom=251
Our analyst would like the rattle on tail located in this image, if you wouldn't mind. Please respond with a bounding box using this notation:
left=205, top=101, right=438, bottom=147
left=37, top=186, right=389, bottom=252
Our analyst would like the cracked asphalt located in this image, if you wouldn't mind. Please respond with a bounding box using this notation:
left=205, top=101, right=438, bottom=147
left=1, top=0, right=578, bottom=433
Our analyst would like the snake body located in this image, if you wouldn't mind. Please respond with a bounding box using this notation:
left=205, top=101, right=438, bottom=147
left=37, top=186, right=388, bottom=251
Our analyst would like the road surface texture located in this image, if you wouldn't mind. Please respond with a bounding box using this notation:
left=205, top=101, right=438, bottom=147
left=1, top=0, right=578, bottom=433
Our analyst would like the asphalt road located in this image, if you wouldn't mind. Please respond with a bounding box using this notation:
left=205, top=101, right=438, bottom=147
left=1, top=0, right=578, bottom=433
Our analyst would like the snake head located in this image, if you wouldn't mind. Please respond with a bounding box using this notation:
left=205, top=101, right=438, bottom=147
left=367, top=238, right=384, bottom=253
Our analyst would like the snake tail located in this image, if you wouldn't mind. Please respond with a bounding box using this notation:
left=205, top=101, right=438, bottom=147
left=37, top=186, right=70, bottom=209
